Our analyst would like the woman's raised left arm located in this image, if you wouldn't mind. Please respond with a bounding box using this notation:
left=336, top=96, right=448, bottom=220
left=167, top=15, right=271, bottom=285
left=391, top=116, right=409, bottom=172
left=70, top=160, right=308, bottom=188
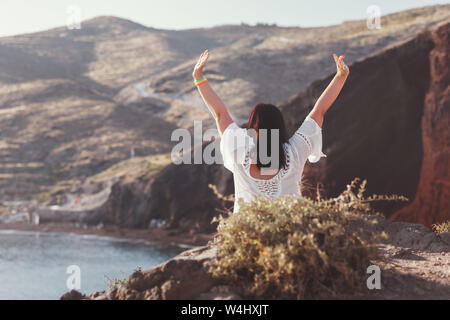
left=193, top=50, right=232, bottom=135
left=308, top=54, right=350, bottom=128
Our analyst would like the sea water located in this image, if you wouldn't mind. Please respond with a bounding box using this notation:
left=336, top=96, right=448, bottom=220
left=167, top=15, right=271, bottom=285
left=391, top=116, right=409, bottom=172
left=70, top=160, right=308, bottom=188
left=0, top=230, right=187, bottom=300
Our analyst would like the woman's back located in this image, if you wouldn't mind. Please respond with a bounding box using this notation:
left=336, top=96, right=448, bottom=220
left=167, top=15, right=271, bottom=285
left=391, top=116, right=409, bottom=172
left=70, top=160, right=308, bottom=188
left=220, top=116, right=326, bottom=213
left=192, top=49, right=348, bottom=213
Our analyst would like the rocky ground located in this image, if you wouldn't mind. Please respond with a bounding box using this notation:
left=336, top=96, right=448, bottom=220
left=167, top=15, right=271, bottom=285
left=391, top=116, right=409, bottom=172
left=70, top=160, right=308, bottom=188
left=61, top=217, right=450, bottom=300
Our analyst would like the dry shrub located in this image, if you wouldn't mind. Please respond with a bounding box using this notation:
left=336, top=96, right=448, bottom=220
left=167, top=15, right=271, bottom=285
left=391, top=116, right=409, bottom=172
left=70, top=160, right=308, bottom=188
left=208, top=178, right=407, bottom=299
left=432, top=221, right=450, bottom=234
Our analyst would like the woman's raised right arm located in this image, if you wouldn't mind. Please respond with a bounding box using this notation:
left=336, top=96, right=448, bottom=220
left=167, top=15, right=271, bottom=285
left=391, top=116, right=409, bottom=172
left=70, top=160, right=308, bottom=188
left=193, top=50, right=233, bottom=136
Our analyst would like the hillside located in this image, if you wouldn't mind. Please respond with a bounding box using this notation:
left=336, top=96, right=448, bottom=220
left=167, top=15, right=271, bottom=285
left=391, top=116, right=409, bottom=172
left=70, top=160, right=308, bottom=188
left=0, top=5, right=449, bottom=202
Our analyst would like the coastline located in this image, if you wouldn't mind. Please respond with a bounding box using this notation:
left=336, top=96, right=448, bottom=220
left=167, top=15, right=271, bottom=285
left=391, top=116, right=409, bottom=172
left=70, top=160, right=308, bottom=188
left=0, top=222, right=214, bottom=248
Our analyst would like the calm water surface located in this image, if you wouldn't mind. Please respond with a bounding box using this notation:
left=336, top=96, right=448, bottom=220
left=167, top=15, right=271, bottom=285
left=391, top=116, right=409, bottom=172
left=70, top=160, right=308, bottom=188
left=0, top=230, right=187, bottom=299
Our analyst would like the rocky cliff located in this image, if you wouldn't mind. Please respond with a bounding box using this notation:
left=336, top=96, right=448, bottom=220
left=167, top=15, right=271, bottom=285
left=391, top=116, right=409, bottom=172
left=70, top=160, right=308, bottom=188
left=389, top=23, right=450, bottom=227
left=281, top=22, right=450, bottom=227
left=98, top=161, right=233, bottom=233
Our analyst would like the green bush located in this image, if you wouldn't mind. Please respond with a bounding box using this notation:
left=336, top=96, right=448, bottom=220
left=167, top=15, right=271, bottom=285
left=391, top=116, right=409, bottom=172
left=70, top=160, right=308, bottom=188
left=432, top=221, right=450, bottom=234
left=209, top=178, right=407, bottom=299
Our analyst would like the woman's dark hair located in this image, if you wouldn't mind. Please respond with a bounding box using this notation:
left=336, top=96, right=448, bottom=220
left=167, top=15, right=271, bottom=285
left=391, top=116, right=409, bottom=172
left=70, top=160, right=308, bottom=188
left=247, top=103, right=288, bottom=170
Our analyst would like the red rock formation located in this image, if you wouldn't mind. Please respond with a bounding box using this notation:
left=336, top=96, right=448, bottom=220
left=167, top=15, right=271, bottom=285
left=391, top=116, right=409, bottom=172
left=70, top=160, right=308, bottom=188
left=281, top=29, right=433, bottom=214
left=390, top=23, right=450, bottom=227
left=280, top=23, right=450, bottom=227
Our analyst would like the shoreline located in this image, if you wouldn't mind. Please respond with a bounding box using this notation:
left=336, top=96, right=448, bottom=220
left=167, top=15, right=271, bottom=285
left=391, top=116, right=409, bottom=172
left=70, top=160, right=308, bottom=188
left=0, top=222, right=214, bottom=248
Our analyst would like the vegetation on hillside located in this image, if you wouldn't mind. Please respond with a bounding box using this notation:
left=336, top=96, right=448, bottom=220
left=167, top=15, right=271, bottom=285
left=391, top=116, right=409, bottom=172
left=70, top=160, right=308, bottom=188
left=432, top=221, right=450, bottom=235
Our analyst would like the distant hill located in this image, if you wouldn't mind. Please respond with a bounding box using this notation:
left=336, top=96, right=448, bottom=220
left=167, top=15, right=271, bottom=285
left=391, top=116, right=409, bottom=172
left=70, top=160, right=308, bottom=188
left=0, top=4, right=449, bottom=201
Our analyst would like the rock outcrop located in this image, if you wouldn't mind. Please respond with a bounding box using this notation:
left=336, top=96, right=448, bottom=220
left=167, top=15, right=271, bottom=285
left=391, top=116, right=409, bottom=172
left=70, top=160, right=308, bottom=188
left=389, top=23, right=450, bottom=227
left=96, top=160, right=233, bottom=233
left=61, top=217, right=450, bottom=300
left=87, top=245, right=241, bottom=300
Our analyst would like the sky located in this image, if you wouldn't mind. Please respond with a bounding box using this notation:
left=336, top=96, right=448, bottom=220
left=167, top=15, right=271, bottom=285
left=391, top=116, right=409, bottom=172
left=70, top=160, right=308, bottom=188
left=0, top=0, right=448, bottom=37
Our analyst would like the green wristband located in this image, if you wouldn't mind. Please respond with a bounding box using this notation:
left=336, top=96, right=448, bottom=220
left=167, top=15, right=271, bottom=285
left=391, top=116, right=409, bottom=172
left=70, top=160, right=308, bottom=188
left=194, top=77, right=207, bottom=85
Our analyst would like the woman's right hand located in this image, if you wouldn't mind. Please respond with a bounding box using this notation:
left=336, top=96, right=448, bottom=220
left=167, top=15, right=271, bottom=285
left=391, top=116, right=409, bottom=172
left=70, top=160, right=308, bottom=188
left=193, top=49, right=209, bottom=80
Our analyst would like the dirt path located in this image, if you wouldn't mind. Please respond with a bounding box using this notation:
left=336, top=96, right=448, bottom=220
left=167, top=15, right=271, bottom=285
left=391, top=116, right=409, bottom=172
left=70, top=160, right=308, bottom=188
left=369, top=248, right=450, bottom=299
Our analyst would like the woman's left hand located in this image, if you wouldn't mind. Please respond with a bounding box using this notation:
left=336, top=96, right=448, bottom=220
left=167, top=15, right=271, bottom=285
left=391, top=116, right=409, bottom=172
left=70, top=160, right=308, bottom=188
left=333, top=53, right=349, bottom=78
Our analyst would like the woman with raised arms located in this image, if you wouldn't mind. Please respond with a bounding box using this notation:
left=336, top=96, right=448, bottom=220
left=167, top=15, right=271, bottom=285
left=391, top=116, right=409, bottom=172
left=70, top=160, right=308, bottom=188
left=193, top=50, right=349, bottom=212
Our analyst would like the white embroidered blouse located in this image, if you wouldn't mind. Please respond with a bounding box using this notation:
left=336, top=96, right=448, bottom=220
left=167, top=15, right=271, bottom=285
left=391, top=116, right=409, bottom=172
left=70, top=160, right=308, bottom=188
left=219, top=116, right=326, bottom=213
